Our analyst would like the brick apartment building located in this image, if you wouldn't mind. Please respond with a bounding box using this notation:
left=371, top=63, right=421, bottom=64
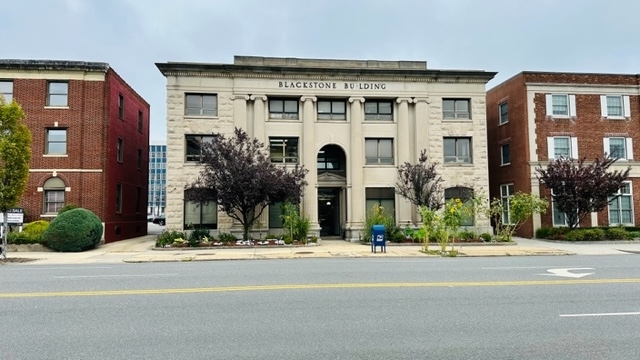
left=487, top=72, right=640, bottom=237
left=0, top=60, right=150, bottom=243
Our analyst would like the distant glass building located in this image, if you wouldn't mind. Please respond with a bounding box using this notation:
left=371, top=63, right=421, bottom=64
left=148, top=141, right=166, bottom=216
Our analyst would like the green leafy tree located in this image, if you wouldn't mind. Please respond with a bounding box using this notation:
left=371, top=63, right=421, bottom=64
left=489, top=192, right=548, bottom=241
left=535, top=157, right=630, bottom=229
left=0, top=98, right=32, bottom=259
left=186, top=128, right=308, bottom=241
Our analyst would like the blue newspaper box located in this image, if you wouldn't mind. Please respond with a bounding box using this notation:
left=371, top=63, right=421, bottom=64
left=371, top=224, right=386, bottom=253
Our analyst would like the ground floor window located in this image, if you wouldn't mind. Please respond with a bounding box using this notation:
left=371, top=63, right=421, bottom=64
left=268, top=201, right=284, bottom=228
left=500, top=184, right=514, bottom=225
left=609, top=182, right=633, bottom=225
left=184, top=190, right=217, bottom=229
left=43, top=177, right=65, bottom=214
left=444, top=187, right=474, bottom=226
left=365, top=187, right=395, bottom=220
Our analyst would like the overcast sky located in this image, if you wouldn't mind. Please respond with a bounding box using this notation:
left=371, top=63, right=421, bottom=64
left=2, top=0, right=639, bottom=141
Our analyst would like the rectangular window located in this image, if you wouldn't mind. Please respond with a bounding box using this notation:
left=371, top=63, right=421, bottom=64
left=184, top=190, right=217, bottom=229
left=364, top=100, right=393, bottom=121
left=269, top=98, right=299, bottom=119
left=185, top=93, right=218, bottom=116
left=269, top=137, right=299, bottom=164
left=601, top=95, right=631, bottom=118
left=47, top=81, right=68, bottom=106
left=116, top=184, right=122, bottom=213
left=117, top=137, right=124, bottom=162
left=604, top=137, right=633, bottom=160
left=499, top=102, right=508, bottom=124
left=45, top=190, right=65, bottom=214
left=136, top=187, right=142, bottom=214
left=545, top=94, right=576, bottom=118
left=46, top=129, right=67, bottom=155
left=268, top=201, right=285, bottom=228
left=365, top=138, right=394, bottom=164
left=317, top=100, right=346, bottom=120
left=501, top=143, right=510, bottom=165
left=552, top=199, right=567, bottom=227
left=445, top=187, right=474, bottom=226
left=365, top=188, right=396, bottom=221
left=443, top=137, right=472, bottom=163
left=137, top=148, right=143, bottom=169
left=138, top=110, right=143, bottom=132
left=185, top=135, right=214, bottom=162
left=500, top=184, right=514, bottom=225
left=0, top=80, right=13, bottom=103
left=118, top=93, right=124, bottom=119
left=443, top=99, right=470, bottom=119
left=609, top=182, right=633, bottom=225
left=547, top=136, right=578, bottom=160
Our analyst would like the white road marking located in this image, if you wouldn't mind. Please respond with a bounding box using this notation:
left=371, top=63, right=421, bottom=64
left=53, top=273, right=179, bottom=279
left=540, top=268, right=594, bottom=278
left=560, top=312, right=640, bottom=318
left=3, top=266, right=113, bottom=271
left=482, top=266, right=581, bottom=270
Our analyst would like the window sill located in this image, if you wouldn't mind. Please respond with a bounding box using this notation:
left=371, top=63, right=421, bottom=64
left=443, top=163, right=474, bottom=167
left=268, top=118, right=300, bottom=122
left=43, top=154, right=68, bottom=157
left=40, top=214, right=58, bottom=218
left=604, top=116, right=626, bottom=120
left=363, top=120, right=395, bottom=123
left=44, top=106, right=69, bottom=110
left=500, top=163, right=511, bottom=167
left=498, top=121, right=509, bottom=127
left=364, top=164, right=396, bottom=168
left=548, top=115, right=571, bottom=119
left=442, top=119, right=472, bottom=122
left=184, top=115, right=219, bottom=120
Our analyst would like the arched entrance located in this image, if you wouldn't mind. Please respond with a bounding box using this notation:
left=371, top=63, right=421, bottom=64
left=317, top=145, right=347, bottom=238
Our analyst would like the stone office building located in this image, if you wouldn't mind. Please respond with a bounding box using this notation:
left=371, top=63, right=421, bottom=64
left=156, top=56, right=496, bottom=241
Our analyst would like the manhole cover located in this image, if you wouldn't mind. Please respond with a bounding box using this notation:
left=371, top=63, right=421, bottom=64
left=295, top=252, right=314, bottom=255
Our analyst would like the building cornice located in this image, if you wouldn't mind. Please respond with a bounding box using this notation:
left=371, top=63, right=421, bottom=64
left=0, top=59, right=109, bottom=73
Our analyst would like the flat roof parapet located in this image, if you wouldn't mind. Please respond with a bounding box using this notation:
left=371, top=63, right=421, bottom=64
left=0, top=59, right=109, bottom=72
left=233, top=55, right=427, bottom=70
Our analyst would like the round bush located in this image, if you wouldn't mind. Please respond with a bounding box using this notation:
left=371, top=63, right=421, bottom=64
left=43, top=208, right=103, bottom=252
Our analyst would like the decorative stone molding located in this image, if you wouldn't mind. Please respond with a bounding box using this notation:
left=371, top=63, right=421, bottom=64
left=300, top=96, right=317, bottom=103
left=413, top=97, right=430, bottom=104
left=230, top=94, right=250, bottom=100
left=348, top=97, right=365, bottom=103
left=249, top=94, right=267, bottom=101
left=396, top=97, right=413, bottom=104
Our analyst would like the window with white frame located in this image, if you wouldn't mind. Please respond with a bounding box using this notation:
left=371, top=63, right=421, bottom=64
left=185, top=93, right=218, bottom=116
left=500, top=184, right=514, bottom=225
left=499, top=102, right=508, bottom=124
left=317, top=99, right=346, bottom=120
left=600, top=95, right=631, bottom=118
left=269, top=98, right=299, bottom=119
left=43, top=177, right=65, bottom=214
left=547, top=136, right=578, bottom=160
left=443, top=137, right=472, bottom=164
left=443, top=99, right=470, bottom=119
left=269, top=137, right=299, bottom=164
left=604, top=137, right=633, bottom=160
left=545, top=94, right=576, bottom=118
left=501, top=143, right=510, bottom=165
left=46, top=129, right=67, bottom=155
left=0, top=80, right=13, bottom=103
left=365, top=138, right=394, bottom=164
left=609, top=182, right=633, bottom=226
left=552, top=197, right=568, bottom=227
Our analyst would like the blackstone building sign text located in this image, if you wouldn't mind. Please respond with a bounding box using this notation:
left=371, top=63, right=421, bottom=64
left=278, top=81, right=387, bottom=90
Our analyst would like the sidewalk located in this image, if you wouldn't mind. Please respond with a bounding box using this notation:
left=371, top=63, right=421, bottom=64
left=2, top=235, right=582, bottom=265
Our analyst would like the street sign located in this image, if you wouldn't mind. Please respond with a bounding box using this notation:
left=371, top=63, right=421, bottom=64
left=0, top=208, right=24, bottom=226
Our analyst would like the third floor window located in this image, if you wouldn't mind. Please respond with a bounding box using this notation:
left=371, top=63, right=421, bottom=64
left=47, top=81, right=68, bottom=107
left=185, top=94, right=217, bottom=116
left=364, top=100, right=393, bottom=121
left=0, top=80, right=13, bottom=103
left=317, top=100, right=346, bottom=120
left=443, top=99, right=470, bottom=119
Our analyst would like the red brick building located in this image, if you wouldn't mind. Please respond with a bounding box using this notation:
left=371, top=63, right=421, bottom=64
left=487, top=72, right=640, bottom=237
left=0, top=60, right=150, bottom=243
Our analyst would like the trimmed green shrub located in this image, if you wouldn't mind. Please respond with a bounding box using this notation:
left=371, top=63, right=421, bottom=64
left=218, top=232, right=237, bottom=244
left=605, top=227, right=631, bottom=240
left=57, top=204, right=79, bottom=215
left=480, top=233, right=492, bottom=242
left=188, top=228, right=211, bottom=246
left=156, top=230, right=186, bottom=247
left=565, top=230, right=584, bottom=242
left=458, top=230, right=477, bottom=241
left=535, top=227, right=552, bottom=239
left=43, top=208, right=103, bottom=252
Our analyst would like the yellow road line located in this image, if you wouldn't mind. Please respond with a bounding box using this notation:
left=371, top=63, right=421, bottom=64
left=2, top=278, right=640, bottom=298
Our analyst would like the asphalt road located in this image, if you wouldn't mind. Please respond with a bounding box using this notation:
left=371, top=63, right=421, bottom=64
left=1, top=256, right=639, bottom=359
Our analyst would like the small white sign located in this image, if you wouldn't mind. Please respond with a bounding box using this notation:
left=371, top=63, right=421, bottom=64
left=0, top=208, right=24, bottom=225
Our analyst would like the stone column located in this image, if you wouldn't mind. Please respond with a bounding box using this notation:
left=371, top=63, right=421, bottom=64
left=250, top=95, right=267, bottom=142
left=396, top=98, right=413, bottom=226
left=231, top=94, right=250, bottom=132
left=413, top=98, right=429, bottom=224
left=301, top=96, right=320, bottom=235
left=348, top=97, right=365, bottom=240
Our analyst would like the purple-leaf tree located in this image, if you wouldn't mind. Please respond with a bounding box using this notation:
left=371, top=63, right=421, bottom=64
left=535, top=157, right=630, bottom=229
left=395, top=149, right=445, bottom=211
left=186, top=128, right=308, bottom=240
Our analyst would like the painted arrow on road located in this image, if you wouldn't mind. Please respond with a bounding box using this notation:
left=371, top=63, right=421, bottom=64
left=539, top=268, right=595, bottom=278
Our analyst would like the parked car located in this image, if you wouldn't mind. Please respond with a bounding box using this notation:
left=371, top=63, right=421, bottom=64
left=152, top=214, right=166, bottom=226
left=147, top=215, right=154, bottom=222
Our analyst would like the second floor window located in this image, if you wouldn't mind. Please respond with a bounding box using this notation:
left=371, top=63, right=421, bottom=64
left=185, top=94, right=217, bottom=116
left=443, top=137, right=472, bottom=164
left=117, top=138, right=124, bottom=162
left=365, top=138, right=393, bottom=164
left=269, top=137, right=299, bottom=164
left=604, top=137, right=633, bottom=160
left=118, top=94, right=124, bottom=119
left=364, top=100, right=393, bottom=121
left=499, top=102, right=508, bottom=124
left=116, top=184, right=122, bottom=213
left=500, top=143, right=510, bottom=165
left=443, top=99, right=470, bottom=119
left=47, top=81, right=68, bottom=107
left=185, top=135, right=214, bottom=162
left=269, top=99, right=299, bottom=119
left=46, top=129, right=67, bottom=155
left=547, top=136, right=578, bottom=160
left=138, top=110, right=143, bottom=132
